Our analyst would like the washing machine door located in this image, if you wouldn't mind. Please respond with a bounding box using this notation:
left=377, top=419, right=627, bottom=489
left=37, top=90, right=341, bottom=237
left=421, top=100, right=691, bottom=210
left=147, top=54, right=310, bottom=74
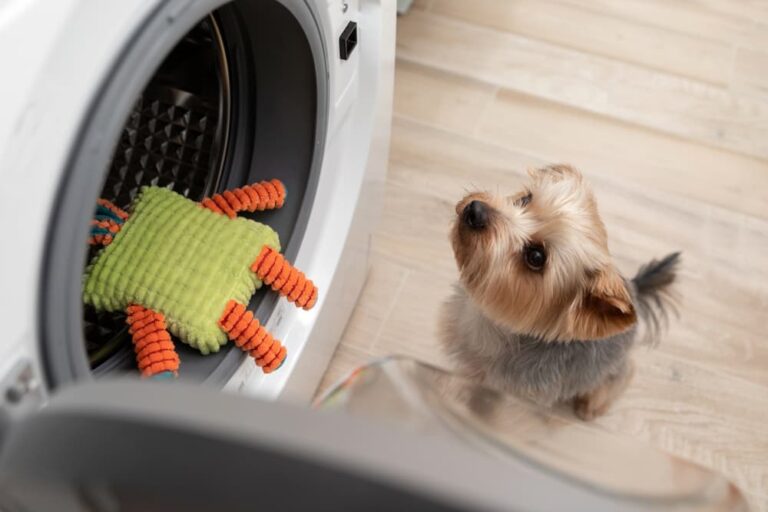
left=0, top=380, right=645, bottom=512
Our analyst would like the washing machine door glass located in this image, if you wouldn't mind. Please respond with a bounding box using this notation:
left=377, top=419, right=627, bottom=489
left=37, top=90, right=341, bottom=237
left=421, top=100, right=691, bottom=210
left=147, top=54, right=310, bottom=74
left=0, top=380, right=670, bottom=512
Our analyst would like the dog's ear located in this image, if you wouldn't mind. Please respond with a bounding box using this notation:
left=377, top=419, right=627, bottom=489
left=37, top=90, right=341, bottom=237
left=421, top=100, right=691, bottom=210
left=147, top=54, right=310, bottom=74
left=569, top=266, right=636, bottom=340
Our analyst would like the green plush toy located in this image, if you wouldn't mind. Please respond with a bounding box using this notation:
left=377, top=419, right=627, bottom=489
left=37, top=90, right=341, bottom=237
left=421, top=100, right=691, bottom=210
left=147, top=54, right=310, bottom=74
left=84, top=180, right=318, bottom=378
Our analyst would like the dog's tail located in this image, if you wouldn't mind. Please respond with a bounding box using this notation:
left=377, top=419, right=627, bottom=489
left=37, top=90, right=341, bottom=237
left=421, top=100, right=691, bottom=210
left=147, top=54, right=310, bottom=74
left=631, top=252, right=681, bottom=344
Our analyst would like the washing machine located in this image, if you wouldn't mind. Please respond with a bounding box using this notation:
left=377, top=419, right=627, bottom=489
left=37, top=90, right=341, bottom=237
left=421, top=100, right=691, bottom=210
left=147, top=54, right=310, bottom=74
left=0, top=0, right=394, bottom=404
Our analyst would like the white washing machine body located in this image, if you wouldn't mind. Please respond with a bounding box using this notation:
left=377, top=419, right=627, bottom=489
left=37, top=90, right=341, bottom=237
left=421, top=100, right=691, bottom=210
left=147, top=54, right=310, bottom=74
left=0, top=0, right=394, bottom=404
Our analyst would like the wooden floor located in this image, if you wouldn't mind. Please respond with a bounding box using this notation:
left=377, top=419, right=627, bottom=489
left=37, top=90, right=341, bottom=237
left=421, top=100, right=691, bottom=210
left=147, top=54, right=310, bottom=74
left=317, top=1, right=768, bottom=508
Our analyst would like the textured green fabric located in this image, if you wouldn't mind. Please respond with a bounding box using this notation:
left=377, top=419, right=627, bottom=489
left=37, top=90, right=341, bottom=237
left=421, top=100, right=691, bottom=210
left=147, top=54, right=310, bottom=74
left=83, top=187, right=280, bottom=354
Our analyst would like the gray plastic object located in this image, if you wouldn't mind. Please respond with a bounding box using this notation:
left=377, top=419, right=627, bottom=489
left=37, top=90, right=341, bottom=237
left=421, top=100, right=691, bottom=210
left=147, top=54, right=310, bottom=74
left=0, top=379, right=670, bottom=512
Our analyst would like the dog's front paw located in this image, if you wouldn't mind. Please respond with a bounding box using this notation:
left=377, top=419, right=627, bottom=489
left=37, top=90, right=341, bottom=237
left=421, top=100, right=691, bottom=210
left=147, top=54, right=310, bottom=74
left=572, top=394, right=610, bottom=421
left=572, top=362, right=634, bottom=421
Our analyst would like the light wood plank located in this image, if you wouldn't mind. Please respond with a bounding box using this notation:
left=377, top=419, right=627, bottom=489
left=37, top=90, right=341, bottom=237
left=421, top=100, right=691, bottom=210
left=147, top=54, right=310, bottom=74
left=396, top=11, right=768, bottom=160
left=685, top=0, right=768, bottom=27
left=370, top=267, right=454, bottom=368
left=338, top=256, right=411, bottom=350
left=556, top=0, right=753, bottom=44
left=314, top=258, right=410, bottom=399
left=394, top=59, right=497, bottom=137
left=409, top=0, right=433, bottom=11
left=426, top=0, right=732, bottom=86
left=604, top=350, right=768, bottom=503
left=733, top=47, right=768, bottom=97
left=739, top=20, right=768, bottom=53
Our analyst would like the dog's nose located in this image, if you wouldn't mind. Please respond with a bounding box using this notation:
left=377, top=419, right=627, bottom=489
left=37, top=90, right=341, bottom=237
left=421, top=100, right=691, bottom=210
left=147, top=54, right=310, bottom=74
left=462, top=200, right=488, bottom=229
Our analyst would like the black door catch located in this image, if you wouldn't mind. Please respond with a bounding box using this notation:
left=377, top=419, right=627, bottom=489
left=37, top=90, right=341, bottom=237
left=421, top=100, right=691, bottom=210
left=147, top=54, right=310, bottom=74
left=339, top=21, right=358, bottom=60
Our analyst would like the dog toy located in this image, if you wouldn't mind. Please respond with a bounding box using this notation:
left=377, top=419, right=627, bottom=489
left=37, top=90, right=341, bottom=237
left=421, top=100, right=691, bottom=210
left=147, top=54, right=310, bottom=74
left=83, top=180, right=317, bottom=378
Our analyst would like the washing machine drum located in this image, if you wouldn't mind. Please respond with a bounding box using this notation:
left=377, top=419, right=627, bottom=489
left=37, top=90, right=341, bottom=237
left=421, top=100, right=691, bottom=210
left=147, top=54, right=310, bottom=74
left=41, top=0, right=327, bottom=387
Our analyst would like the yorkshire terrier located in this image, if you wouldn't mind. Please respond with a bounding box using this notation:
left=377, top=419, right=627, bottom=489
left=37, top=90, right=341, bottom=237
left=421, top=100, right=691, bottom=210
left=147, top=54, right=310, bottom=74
left=441, top=164, right=679, bottom=420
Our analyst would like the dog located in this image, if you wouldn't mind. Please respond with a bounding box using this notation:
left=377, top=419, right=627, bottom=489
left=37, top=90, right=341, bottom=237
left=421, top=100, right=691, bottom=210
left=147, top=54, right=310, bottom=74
left=440, top=164, right=679, bottom=420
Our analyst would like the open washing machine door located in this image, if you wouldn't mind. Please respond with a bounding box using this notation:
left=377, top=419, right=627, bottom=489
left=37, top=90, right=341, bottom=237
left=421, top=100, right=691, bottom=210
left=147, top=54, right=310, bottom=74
left=0, top=378, right=672, bottom=512
left=0, top=0, right=393, bottom=403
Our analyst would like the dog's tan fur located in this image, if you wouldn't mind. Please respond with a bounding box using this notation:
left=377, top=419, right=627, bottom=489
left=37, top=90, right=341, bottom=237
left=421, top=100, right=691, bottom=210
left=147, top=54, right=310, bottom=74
left=450, top=165, right=635, bottom=343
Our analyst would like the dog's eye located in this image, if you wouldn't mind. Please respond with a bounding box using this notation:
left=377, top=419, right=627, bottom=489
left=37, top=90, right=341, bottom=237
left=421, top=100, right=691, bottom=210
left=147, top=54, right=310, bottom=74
left=524, top=244, right=547, bottom=271
left=516, top=192, right=532, bottom=207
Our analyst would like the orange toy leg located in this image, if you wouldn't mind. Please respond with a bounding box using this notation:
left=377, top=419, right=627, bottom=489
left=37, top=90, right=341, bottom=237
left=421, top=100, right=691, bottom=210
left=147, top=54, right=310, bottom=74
left=251, top=246, right=317, bottom=310
left=126, top=304, right=180, bottom=378
left=218, top=300, right=286, bottom=373
left=89, top=199, right=129, bottom=246
left=200, top=179, right=286, bottom=218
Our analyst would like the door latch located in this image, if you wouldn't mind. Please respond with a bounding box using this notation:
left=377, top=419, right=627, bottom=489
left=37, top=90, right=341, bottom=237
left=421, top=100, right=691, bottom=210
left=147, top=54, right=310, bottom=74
left=2, top=360, right=42, bottom=415
left=339, top=21, right=358, bottom=60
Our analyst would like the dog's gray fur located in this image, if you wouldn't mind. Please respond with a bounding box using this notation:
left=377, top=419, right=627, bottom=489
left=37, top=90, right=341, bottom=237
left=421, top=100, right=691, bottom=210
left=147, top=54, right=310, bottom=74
left=441, top=253, right=680, bottom=406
